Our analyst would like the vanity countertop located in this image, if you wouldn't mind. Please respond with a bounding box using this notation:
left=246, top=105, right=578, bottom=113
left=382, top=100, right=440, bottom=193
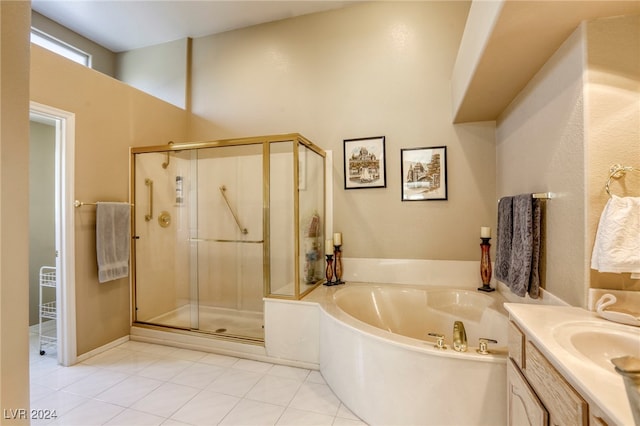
left=505, top=303, right=640, bottom=426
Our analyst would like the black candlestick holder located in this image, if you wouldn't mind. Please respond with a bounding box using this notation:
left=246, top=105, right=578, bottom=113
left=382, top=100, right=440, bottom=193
left=478, top=237, right=495, bottom=292
left=324, top=254, right=335, bottom=286
left=333, top=245, right=344, bottom=285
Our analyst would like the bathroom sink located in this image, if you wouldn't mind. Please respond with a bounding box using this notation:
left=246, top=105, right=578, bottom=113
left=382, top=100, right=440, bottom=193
left=553, top=321, right=640, bottom=374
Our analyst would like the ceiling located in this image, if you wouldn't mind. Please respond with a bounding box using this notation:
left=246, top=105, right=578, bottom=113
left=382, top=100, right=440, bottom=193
left=31, top=0, right=361, bottom=53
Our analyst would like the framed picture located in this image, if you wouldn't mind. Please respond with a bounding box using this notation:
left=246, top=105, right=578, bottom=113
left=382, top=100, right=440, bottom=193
left=343, top=136, right=386, bottom=189
left=401, top=146, right=447, bottom=201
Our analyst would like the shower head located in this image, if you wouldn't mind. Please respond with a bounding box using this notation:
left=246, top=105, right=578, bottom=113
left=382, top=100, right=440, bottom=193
left=162, top=141, right=175, bottom=169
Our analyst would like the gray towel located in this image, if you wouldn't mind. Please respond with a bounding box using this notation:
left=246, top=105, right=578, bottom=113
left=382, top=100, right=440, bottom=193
left=508, top=194, right=534, bottom=297
left=96, top=202, right=131, bottom=283
left=495, top=196, right=513, bottom=283
left=529, top=199, right=542, bottom=299
left=495, top=194, right=542, bottom=298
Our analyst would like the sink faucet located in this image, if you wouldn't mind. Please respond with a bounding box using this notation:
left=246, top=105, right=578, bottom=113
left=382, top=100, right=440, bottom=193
left=453, top=321, right=467, bottom=352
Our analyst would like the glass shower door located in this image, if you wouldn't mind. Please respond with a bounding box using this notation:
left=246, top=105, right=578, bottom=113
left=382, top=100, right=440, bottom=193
left=133, top=143, right=266, bottom=341
left=133, top=150, right=194, bottom=330
left=193, top=145, right=264, bottom=340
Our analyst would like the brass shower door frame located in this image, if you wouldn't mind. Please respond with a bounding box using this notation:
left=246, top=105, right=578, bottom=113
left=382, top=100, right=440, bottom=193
left=129, top=133, right=326, bottom=341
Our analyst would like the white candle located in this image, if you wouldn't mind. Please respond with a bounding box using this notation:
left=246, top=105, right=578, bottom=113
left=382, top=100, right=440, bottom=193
left=326, top=239, right=334, bottom=255
left=480, top=227, right=491, bottom=238
left=333, top=232, right=342, bottom=246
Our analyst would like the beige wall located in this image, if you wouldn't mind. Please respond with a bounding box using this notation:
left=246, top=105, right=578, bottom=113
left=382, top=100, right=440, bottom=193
left=29, top=121, right=56, bottom=326
left=496, top=15, right=640, bottom=307
left=116, top=38, right=190, bottom=109
left=1, top=0, right=31, bottom=419
left=30, top=45, right=190, bottom=355
left=586, top=14, right=640, bottom=292
left=497, top=25, right=586, bottom=307
left=189, top=1, right=497, bottom=261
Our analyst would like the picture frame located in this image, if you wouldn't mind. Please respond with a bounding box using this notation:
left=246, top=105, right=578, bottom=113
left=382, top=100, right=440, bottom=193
left=401, top=146, right=447, bottom=201
left=343, top=136, right=386, bottom=189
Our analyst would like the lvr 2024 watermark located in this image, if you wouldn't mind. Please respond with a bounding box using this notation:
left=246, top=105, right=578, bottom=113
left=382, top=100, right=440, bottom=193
left=3, top=409, right=57, bottom=420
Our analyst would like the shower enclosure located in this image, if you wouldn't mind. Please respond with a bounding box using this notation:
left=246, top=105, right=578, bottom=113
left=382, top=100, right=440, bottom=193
left=130, top=134, right=325, bottom=343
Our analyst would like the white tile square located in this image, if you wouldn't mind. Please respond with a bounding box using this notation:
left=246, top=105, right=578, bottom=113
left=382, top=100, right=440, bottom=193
left=288, top=382, right=340, bottom=416
left=160, top=419, right=192, bottom=426
left=52, top=399, right=124, bottom=426
left=305, top=370, right=326, bottom=384
left=170, top=390, right=240, bottom=425
left=31, top=389, right=88, bottom=418
left=268, top=365, right=310, bottom=381
left=35, top=364, right=99, bottom=390
left=167, top=348, right=208, bottom=362
left=31, top=382, right=56, bottom=403
left=233, top=358, right=273, bottom=374
left=276, top=407, right=335, bottom=425
left=105, top=351, right=161, bottom=375
left=30, top=356, right=63, bottom=378
left=169, top=362, right=226, bottom=389
left=199, top=353, right=239, bottom=368
left=137, top=357, right=193, bottom=381
left=104, top=408, right=166, bottom=426
left=206, top=368, right=263, bottom=397
left=245, top=375, right=302, bottom=406
left=130, top=382, right=199, bottom=418
left=336, top=403, right=361, bottom=421
left=332, top=417, right=367, bottom=426
left=219, top=399, right=285, bottom=426
left=96, top=375, right=163, bottom=407
left=62, top=369, right=128, bottom=398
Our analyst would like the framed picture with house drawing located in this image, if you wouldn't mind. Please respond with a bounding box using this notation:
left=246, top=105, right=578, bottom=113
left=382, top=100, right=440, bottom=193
left=343, top=136, right=386, bottom=189
left=401, top=146, right=447, bottom=201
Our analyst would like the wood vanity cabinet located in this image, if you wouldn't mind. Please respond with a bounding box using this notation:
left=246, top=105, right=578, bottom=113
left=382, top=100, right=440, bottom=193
left=507, top=320, right=593, bottom=426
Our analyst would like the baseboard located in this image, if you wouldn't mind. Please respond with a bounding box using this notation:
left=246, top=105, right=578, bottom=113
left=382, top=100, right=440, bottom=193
left=75, top=335, right=130, bottom=363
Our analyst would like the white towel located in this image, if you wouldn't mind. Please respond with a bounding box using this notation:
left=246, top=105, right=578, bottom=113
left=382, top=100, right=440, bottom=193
left=96, top=202, right=131, bottom=283
left=591, top=195, right=640, bottom=277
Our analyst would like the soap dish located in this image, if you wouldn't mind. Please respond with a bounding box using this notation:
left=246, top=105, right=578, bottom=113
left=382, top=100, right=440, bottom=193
left=596, top=294, right=640, bottom=327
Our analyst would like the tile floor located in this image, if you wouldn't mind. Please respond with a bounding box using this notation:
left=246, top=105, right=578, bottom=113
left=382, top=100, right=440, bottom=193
left=29, top=333, right=366, bottom=425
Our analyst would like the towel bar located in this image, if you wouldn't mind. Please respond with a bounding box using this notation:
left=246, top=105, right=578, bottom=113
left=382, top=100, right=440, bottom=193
left=605, top=164, right=639, bottom=197
left=74, top=200, right=133, bottom=207
left=498, top=193, right=552, bottom=204
left=532, top=192, right=552, bottom=199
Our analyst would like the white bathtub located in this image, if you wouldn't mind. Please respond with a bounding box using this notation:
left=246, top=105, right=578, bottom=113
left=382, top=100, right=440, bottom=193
left=318, top=283, right=509, bottom=425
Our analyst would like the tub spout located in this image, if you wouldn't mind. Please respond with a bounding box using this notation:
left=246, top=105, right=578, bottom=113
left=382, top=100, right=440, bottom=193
left=453, top=321, right=467, bottom=352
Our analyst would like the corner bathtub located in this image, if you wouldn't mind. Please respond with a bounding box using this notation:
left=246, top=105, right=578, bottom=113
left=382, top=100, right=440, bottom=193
left=318, top=284, right=509, bottom=425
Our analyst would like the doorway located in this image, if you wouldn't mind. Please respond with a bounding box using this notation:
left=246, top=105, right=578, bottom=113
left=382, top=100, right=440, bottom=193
left=29, top=102, right=77, bottom=367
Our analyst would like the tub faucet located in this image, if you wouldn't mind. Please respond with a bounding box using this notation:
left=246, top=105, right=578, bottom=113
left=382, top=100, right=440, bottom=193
left=453, top=321, right=467, bottom=352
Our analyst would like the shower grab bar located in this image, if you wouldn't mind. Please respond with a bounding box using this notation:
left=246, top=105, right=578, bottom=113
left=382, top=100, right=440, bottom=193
left=145, top=178, right=153, bottom=221
left=189, top=238, right=263, bottom=244
left=219, top=186, right=248, bottom=234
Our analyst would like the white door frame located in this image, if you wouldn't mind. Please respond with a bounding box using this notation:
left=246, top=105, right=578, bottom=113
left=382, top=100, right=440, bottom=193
left=30, top=101, right=77, bottom=366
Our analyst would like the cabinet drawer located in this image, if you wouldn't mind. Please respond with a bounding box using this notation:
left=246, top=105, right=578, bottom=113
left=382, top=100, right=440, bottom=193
left=508, top=321, right=525, bottom=369
left=525, top=341, right=588, bottom=426
left=507, top=358, right=548, bottom=426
